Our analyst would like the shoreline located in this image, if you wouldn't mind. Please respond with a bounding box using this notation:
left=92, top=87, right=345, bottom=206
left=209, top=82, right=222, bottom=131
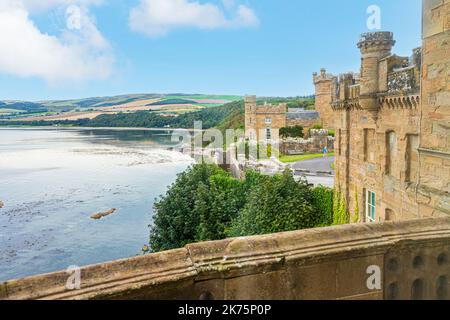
left=0, top=126, right=203, bottom=132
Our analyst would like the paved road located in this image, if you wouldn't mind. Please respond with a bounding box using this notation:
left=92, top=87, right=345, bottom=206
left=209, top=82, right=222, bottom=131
left=290, top=156, right=335, bottom=188
left=290, top=156, right=335, bottom=174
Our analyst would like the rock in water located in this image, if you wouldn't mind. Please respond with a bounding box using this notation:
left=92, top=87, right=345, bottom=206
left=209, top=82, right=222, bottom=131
left=91, top=208, right=116, bottom=220
left=0, top=200, right=3, bottom=209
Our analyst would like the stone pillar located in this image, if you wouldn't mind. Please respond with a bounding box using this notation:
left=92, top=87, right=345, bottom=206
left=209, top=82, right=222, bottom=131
left=357, top=32, right=396, bottom=112
left=313, top=69, right=334, bottom=129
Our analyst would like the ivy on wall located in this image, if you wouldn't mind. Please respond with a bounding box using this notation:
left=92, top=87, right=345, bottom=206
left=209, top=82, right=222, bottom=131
left=352, top=187, right=360, bottom=223
left=332, top=171, right=350, bottom=225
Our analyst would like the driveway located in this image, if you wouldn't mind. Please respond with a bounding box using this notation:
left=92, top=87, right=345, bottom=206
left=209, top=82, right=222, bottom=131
left=290, top=156, right=335, bottom=174
left=290, top=156, right=335, bottom=188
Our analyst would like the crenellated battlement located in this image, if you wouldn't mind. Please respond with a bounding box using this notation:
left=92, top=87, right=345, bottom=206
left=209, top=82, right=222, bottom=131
left=315, top=34, right=422, bottom=113
left=357, top=31, right=396, bottom=53
left=253, top=102, right=287, bottom=114
left=313, top=68, right=335, bottom=84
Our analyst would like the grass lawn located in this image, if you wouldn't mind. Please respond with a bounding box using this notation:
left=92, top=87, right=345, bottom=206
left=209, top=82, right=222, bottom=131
left=279, top=153, right=335, bottom=163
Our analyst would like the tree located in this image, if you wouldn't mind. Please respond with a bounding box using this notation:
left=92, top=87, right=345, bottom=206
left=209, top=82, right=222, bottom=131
left=195, top=171, right=246, bottom=241
left=227, top=171, right=317, bottom=237
left=150, top=164, right=224, bottom=252
left=150, top=164, right=334, bottom=253
left=280, top=126, right=304, bottom=138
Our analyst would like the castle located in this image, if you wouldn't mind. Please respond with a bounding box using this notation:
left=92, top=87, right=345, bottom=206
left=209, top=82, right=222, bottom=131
left=244, top=96, right=321, bottom=141
left=244, top=1, right=449, bottom=223
left=1, top=0, right=448, bottom=301
left=312, top=1, right=449, bottom=222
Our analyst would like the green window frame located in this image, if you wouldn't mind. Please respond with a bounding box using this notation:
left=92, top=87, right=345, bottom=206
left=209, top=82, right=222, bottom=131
left=366, top=190, right=376, bottom=222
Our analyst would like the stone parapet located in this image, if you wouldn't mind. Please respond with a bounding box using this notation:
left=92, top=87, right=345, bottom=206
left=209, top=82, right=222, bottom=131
left=1, top=218, right=450, bottom=300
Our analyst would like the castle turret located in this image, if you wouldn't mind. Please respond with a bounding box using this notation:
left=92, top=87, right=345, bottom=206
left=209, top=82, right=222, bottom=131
left=245, top=95, right=257, bottom=140
left=357, top=32, right=396, bottom=112
left=313, top=68, right=335, bottom=129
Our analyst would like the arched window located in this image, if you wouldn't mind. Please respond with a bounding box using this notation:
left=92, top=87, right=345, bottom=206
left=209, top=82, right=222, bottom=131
left=436, top=276, right=448, bottom=300
left=411, top=279, right=424, bottom=300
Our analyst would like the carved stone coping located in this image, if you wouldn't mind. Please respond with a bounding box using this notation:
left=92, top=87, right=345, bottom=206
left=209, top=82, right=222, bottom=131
left=378, top=95, right=420, bottom=109
left=332, top=99, right=361, bottom=111
left=1, top=217, right=450, bottom=300
left=357, top=32, right=396, bottom=49
left=418, top=148, right=450, bottom=160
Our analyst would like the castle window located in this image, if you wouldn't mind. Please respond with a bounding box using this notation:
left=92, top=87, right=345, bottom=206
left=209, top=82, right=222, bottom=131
left=365, top=190, right=376, bottom=222
left=411, top=279, right=424, bottom=300
left=364, top=129, right=376, bottom=163
left=266, top=128, right=272, bottom=140
left=386, top=131, right=397, bottom=175
left=265, top=117, right=272, bottom=124
left=437, top=276, right=448, bottom=300
left=406, top=134, right=419, bottom=183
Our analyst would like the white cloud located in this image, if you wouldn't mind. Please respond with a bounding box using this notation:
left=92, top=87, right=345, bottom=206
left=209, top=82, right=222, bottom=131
left=0, top=0, right=113, bottom=83
left=17, top=0, right=104, bottom=13
left=129, top=0, right=259, bottom=38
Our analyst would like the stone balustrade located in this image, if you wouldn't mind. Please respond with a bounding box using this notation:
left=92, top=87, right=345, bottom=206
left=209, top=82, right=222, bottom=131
left=388, top=66, right=420, bottom=94
left=348, top=84, right=361, bottom=100
left=1, top=217, right=449, bottom=300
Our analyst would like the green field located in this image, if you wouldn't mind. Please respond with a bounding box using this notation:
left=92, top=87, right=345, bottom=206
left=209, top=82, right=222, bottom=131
left=279, top=153, right=335, bottom=163
left=0, top=109, right=25, bottom=114
left=164, top=94, right=241, bottom=102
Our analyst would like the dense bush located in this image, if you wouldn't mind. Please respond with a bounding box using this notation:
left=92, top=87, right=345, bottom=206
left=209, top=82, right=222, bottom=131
left=149, top=164, right=334, bottom=252
left=280, top=125, right=304, bottom=138
left=227, top=172, right=316, bottom=237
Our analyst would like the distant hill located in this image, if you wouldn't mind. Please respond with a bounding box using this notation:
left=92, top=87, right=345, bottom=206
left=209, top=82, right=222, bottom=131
left=0, top=94, right=241, bottom=113
left=0, top=100, right=245, bottom=130
left=0, top=93, right=242, bottom=120
left=0, top=101, right=47, bottom=113
left=147, top=98, right=198, bottom=106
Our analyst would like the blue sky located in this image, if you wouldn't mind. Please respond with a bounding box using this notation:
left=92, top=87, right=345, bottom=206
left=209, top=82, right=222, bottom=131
left=0, top=0, right=422, bottom=101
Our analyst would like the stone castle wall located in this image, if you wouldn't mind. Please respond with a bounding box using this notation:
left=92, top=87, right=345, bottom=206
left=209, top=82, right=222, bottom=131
left=418, top=0, right=450, bottom=217
left=319, top=0, right=449, bottom=223
left=245, top=98, right=322, bottom=142
left=281, top=130, right=334, bottom=155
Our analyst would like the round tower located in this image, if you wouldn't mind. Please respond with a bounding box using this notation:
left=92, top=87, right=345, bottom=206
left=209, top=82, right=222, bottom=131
left=357, top=32, right=395, bottom=111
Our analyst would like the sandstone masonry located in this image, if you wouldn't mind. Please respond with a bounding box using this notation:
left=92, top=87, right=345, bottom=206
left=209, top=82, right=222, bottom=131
left=244, top=96, right=322, bottom=142
left=315, top=0, right=449, bottom=222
